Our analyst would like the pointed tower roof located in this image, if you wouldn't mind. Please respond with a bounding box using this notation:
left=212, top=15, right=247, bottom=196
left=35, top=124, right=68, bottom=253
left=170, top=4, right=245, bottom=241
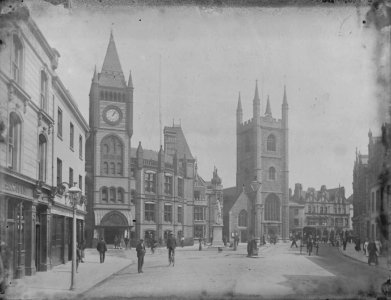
left=237, top=92, right=242, bottom=111
left=253, top=80, right=260, bottom=103
left=99, top=31, right=126, bottom=88
left=128, top=70, right=133, bottom=88
left=283, top=85, right=288, bottom=105
left=92, top=65, right=98, bottom=83
left=265, top=95, right=272, bottom=117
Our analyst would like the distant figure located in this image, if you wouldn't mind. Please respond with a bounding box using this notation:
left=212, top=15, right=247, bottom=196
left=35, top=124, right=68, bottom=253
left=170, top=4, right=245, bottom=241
left=354, top=238, right=361, bottom=252
left=150, top=238, right=156, bottom=254
left=199, top=238, right=202, bottom=251
left=181, top=236, right=185, bottom=248
left=290, top=236, right=298, bottom=248
left=114, top=236, right=119, bottom=249
left=167, top=233, right=177, bottom=266
left=124, top=237, right=129, bottom=249
left=80, top=241, right=85, bottom=263
left=120, top=237, right=125, bottom=249
left=343, top=238, right=347, bottom=251
left=307, top=238, right=313, bottom=256
left=136, top=239, right=146, bottom=273
left=76, top=243, right=82, bottom=272
left=96, top=238, right=108, bottom=263
left=262, top=235, right=266, bottom=245
left=367, top=241, right=378, bottom=266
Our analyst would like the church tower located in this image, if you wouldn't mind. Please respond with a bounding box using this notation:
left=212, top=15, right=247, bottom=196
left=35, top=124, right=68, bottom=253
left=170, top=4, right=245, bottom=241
left=85, top=32, right=134, bottom=246
left=235, top=82, right=289, bottom=241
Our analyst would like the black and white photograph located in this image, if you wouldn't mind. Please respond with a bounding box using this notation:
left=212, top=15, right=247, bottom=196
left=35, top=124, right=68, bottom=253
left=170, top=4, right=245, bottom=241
left=0, top=0, right=391, bottom=299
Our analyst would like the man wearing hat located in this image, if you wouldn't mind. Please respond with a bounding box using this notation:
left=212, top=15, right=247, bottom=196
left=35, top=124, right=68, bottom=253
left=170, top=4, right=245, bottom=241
left=136, top=239, right=146, bottom=273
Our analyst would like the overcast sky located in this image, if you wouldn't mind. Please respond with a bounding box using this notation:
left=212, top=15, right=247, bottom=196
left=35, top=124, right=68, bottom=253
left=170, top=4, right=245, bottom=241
left=26, top=1, right=380, bottom=195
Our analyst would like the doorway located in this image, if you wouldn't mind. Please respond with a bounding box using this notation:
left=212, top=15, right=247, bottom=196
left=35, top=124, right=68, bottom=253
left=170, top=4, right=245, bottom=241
left=35, top=224, right=40, bottom=270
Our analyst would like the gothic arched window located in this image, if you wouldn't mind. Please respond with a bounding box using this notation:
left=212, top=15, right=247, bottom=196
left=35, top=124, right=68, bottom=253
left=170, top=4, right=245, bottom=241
left=101, top=187, right=108, bottom=202
left=110, top=187, right=116, bottom=202
left=268, top=167, right=276, bottom=180
left=265, top=194, right=280, bottom=221
left=267, top=134, right=276, bottom=151
left=100, top=135, right=124, bottom=176
left=117, top=188, right=124, bottom=202
left=38, top=134, right=47, bottom=181
left=238, top=210, right=247, bottom=227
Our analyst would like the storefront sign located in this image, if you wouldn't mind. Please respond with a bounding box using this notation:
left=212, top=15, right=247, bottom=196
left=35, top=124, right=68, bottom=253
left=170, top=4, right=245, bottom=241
left=2, top=180, right=33, bottom=198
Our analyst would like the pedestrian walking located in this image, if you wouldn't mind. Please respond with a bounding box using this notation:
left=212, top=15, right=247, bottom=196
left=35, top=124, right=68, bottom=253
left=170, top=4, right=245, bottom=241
left=124, top=237, right=129, bottom=249
left=136, top=239, right=146, bottom=273
left=181, top=236, right=184, bottom=248
left=150, top=238, right=156, bottom=254
left=96, top=237, right=108, bottom=263
left=354, top=238, right=361, bottom=252
left=307, top=238, right=313, bottom=256
left=343, top=238, right=347, bottom=251
left=199, top=237, right=202, bottom=251
left=167, top=233, right=176, bottom=266
left=290, top=236, right=298, bottom=248
left=80, top=241, right=85, bottom=263
left=114, top=236, right=119, bottom=249
left=367, top=240, right=378, bottom=266
left=76, top=243, right=82, bottom=272
left=120, top=237, right=125, bottom=249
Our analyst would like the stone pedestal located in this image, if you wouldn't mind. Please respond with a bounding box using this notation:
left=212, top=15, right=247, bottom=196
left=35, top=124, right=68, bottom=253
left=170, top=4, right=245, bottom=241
left=212, top=224, right=224, bottom=247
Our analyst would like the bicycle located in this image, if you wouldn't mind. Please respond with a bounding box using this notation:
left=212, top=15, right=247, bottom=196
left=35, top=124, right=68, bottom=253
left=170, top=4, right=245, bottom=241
left=168, top=248, right=175, bottom=266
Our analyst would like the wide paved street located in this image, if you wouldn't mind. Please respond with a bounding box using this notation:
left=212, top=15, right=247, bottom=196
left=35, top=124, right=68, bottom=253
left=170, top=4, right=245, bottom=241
left=80, top=242, right=389, bottom=299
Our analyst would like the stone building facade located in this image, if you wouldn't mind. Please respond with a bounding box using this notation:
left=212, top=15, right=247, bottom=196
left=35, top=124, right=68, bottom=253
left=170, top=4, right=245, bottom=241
left=290, top=184, right=350, bottom=240
left=0, top=7, right=88, bottom=280
left=224, top=82, right=289, bottom=242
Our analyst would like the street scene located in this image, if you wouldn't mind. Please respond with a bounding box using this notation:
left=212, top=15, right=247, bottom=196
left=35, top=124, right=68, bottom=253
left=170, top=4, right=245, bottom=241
left=1, top=0, right=391, bottom=299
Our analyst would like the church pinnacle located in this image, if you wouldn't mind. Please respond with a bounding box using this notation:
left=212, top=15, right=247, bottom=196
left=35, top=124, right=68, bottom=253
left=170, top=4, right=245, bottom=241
left=283, top=84, right=288, bottom=105
left=253, top=80, right=260, bottom=103
left=237, top=92, right=242, bottom=111
left=265, top=95, right=272, bottom=117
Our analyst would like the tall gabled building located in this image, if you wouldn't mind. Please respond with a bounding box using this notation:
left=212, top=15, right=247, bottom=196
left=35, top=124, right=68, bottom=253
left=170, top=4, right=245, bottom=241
left=85, top=32, right=134, bottom=246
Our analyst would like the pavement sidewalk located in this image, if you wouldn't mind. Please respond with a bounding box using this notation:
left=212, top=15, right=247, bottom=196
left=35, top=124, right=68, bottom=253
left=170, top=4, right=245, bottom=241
left=338, top=242, right=390, bottom=271
left=5, top=247, right=133, bottom=300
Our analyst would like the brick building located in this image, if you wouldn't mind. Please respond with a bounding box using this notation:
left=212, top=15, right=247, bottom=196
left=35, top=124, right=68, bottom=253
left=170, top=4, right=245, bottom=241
left=0, top=7, right=88, bottom=280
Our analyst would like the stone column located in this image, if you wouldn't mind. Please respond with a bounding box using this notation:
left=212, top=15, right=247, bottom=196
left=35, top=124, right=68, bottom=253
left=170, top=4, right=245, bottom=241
left=24, top=202, right=37, bottom=276
left=40, top=205, right=51, bottom=271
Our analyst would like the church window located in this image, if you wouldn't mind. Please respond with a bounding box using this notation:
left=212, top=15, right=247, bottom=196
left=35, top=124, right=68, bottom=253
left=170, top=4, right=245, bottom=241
left=265, top=194, right=280, bottom=221
left=267, top=134, right=276, bottom=151
left=101, top=187, right=108, bottom=202
left=238, top=210, right=247, bottom=227
left=100, top=135, right=124, bottom=176
left=110, top=187, right=116, bottom=202
left=164, top=175, right=173, bottom=195
left=194, top=206, right=205, bottom=221
left=268, top=167, right=276, bottom=180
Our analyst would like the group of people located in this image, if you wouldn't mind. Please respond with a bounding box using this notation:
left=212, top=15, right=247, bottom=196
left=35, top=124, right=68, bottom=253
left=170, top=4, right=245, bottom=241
left=113, top=236, right=130, bottom=249
left=354, top=238, right=380, bottom=266
left=290, top=236, right=319, bottom=256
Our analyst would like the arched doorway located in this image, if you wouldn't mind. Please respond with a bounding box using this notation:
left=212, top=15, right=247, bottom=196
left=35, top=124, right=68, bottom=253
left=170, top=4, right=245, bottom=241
left=100, top=211, right=128, bottom=244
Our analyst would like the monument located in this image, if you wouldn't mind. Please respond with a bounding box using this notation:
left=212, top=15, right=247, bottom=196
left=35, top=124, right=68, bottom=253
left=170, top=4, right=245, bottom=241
left=211, top=168, right=224, bottom=249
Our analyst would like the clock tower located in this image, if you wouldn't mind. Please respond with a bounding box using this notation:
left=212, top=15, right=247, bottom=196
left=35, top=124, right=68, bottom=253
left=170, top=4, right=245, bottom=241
left=85, top=32, right=134, bottom=246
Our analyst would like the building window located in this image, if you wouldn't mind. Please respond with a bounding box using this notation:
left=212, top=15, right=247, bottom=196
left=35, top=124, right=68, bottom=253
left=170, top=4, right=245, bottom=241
left=145, top=203, right=155, bottom=222
left=144, top=172, right=156, bottom=193
left=164, top=175, right=173, bottom=195
left=12, top=34, right=23, bottom=84
left=117, top=188, right=124, bottom=203
left=324, top=207, right=327, bottom=214
left=79, top=135, right=83, bottom=159
left=56, top=158, right=62, bottom=187
left=268, top=167, right=276, bottom=180
left=178, top=178, right=184, bottom=197
left=8, top=112, right=22, bottom=170
left=238, top=210, right=247, bottom=227
left=70, top=123, right=74, bottom=150
left=131, top=189, right=136, bottom=204
left=294, top=219, right=299, bottom=226
left=376, top=190, right=380, bottom=212
left=110, top=187, right=116, bottom=202
left=194, top=225, right=205, bottom=238
left=371, top=192, right=375, bottom=212
left=320, top=207, right=323, bottom=214
left=69, top=168, right=73, bottom=187
left=103, top=162, right=108, bottom=174
left=267, top=134, right=276, bottom=151
left=177, top=206, right=183, bottom=223
left=100, top=135, right=123, bottom=176
left=78, top=175, right=83, bottom=193
left=294, top=208, right=299, bottom=215
left=110, top=162, right=115, bottom=175
left=194, top=191, right=200, bottom=201
left=194, top=206, right=205, bottom=221
left=40, top=71, right=48, bottom=111
left=57, top=108, right=63, bottom=138
left=164, top=204, right=172, bottom=223
left=265, top=194, right=280, bottom=221
left=130, top=168, right=135, bottom=178
left=38, top=134, right=47, bottom=181
left=102, top=187, right=108, bottom=202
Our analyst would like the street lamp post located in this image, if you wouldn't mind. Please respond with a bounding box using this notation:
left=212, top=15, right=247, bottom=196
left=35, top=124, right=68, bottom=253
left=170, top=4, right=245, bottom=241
left=250, top=179, right=262, bottom=244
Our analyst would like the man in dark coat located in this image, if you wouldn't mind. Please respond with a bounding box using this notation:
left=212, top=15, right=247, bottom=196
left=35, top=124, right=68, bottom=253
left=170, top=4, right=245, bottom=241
left=96, top=237, right=108, bottom=263
left=136, top=239, right=146, bottom=273
left=368, top=240, right=378, bottom=266
left=167, top=233, right=177, bottom=266
left=290, top=236, right=298, bottom=248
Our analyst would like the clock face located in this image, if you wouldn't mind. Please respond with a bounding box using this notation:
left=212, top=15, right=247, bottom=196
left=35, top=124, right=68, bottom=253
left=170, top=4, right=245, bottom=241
left=103, top=106, right=123, bottom=125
